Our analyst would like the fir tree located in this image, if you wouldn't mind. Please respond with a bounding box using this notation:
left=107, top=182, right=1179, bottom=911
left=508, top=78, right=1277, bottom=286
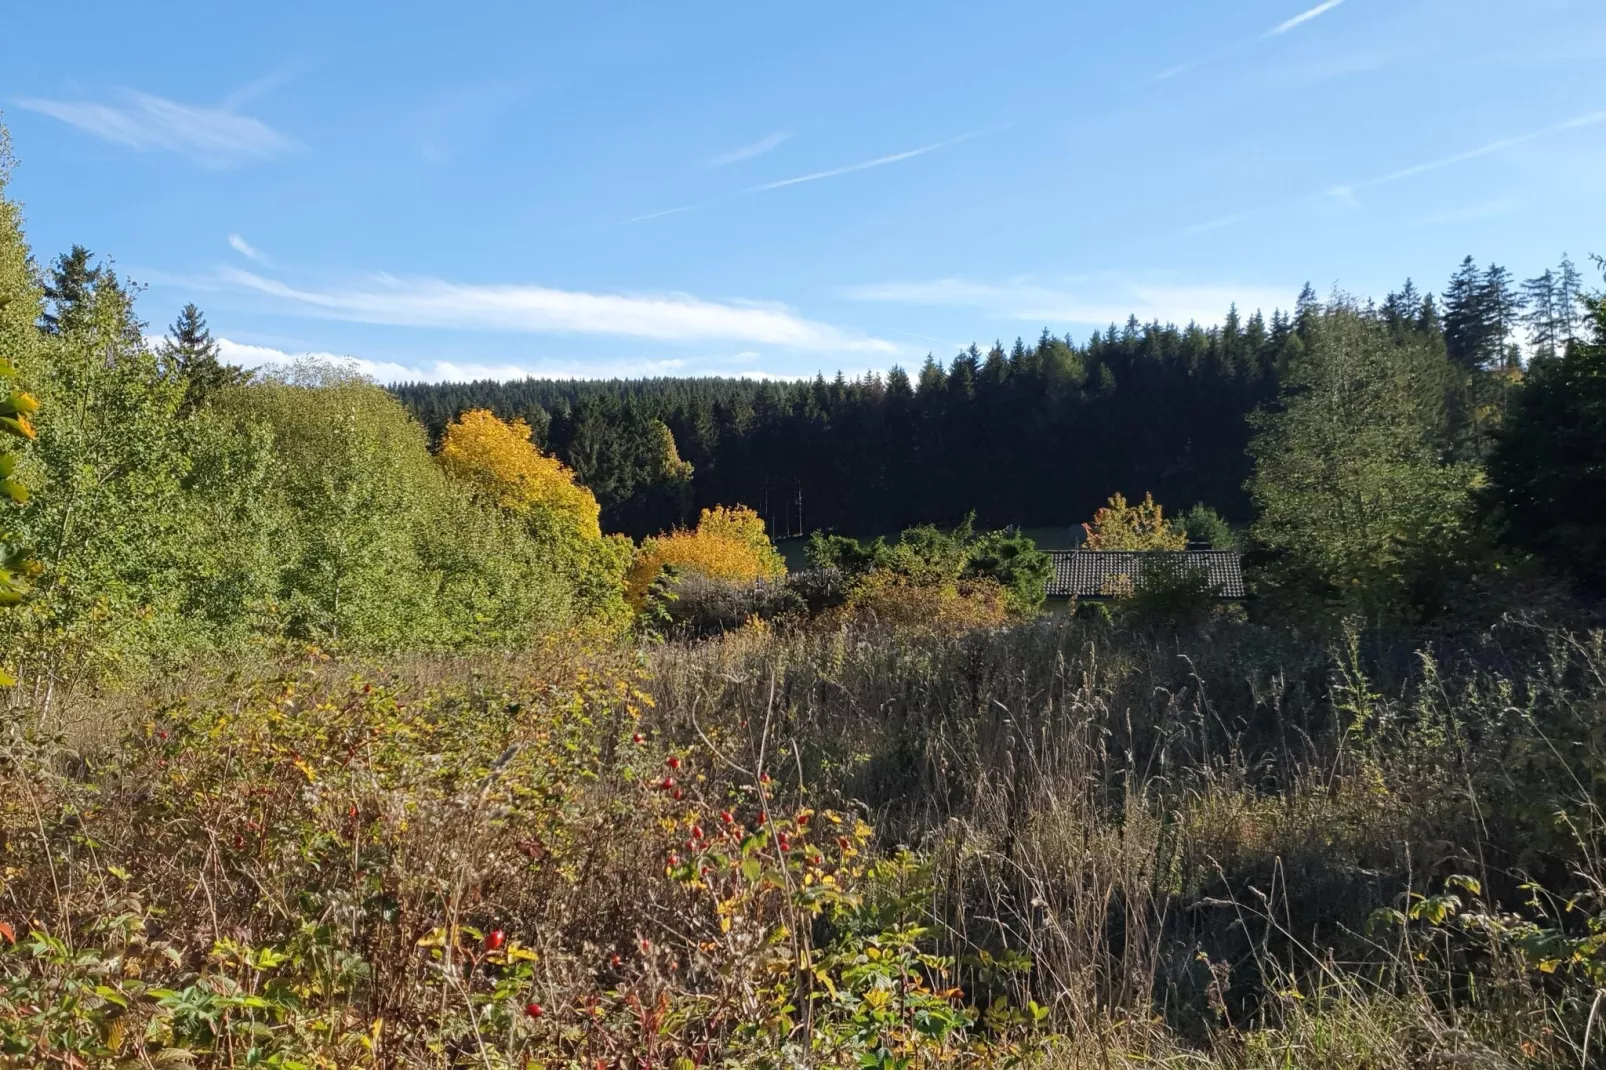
left=1481, top=263, right=1524, bottom=369
left=1557, top=254, right=1586, bottom=349
left=1442, top=256, right=1489, bottom=369
left=39, top=245, right=104, bottom=335
left=157, top=303, right=243, bottom=412
left=1523, top=268, right=1561, bottom=360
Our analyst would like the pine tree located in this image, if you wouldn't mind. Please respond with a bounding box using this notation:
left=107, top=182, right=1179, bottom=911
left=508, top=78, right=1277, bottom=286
left=157, top=303, right=243, bottom=412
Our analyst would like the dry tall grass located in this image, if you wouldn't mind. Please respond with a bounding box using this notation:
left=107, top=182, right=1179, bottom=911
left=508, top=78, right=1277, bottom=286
left=4, top=616, right=1603, bottom=1066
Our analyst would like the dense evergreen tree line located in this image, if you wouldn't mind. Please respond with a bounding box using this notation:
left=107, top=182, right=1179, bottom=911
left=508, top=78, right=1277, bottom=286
left=393, top=254, right=1587, bottom=541
left=395, top=312, right=1288, bottom=539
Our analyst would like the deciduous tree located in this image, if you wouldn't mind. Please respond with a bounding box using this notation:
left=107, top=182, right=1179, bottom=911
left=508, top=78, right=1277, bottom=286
left=1082, top=492, right=1186, bottom=551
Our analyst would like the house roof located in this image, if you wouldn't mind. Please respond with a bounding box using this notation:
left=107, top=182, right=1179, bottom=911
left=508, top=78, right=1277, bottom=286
left=1045, top=550, right=1246, bottom=600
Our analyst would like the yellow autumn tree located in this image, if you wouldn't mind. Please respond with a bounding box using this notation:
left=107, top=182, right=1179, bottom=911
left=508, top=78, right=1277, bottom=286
left=1082, top=491, right=1186, bottom=551
left=439, top=409, right=601, bottom=538
left=626, top=504, right=786, bottom=606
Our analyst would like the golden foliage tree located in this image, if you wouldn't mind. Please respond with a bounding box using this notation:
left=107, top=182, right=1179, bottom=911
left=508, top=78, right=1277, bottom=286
left=0, top=293, right=37, bottom=683
left=626, top=504, right=786, bottom=606
left=1081, top=492, right=1186, bottom=551
left=438, top=409, right=602, bottom=539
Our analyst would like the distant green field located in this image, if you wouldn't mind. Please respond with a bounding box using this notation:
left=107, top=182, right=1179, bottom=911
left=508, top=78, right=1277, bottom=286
left=775, top=525, right=1081, bottom=571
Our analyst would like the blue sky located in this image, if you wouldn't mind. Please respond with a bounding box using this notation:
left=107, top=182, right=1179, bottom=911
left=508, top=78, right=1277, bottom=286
left=3, top=0, right=1602, bottom=382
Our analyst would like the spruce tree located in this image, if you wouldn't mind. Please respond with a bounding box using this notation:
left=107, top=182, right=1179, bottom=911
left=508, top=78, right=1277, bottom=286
left=1383, top=279, right=1422, bottom=338
left=1557, top=254, right=1585, bottom=349
left=1442, top=256, right=1489, bottom=369
left=1481, top=263, right=1524, bottom=369
left=157, top=303, right=242, bottom=412
left=39, top=245, right=103, bottom=335
left=1522, top=268, right=1561, bottom=360
left=1488, top=259, right=1606, bottom=592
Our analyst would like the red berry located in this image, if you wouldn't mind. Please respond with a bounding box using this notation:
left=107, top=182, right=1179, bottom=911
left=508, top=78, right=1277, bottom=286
left=485, top=930, right=506, bottom=951
left=659, top=776, right=675, bottom=790
left=632, top=733, right=645, bottom=744
left=720, top=810, right=734, bottom=824
left=233, top=833, right=245, bottom=850
left=525, top=1001, right=543, bottom=1018
left=838, top=836, right=851, bottom=849
left=668, top=853, right=681, bottom=866
left=778, top=834, right=791, bottom=851
left=666, top=755, right=681, bottom=770
left=691, top=825, right=704, bottom=841
left=672, top=788, right=683, bottom=800
left=640, top=938, right=651, bottom=952
left=609, top=953, right=622, bottom=968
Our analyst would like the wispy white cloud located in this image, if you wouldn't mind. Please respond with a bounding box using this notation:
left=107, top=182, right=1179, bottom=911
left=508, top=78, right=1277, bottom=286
left=845, top=276, right=1295, bottom=328
left=15, top=90, right=294, bottom=167
left=1183, top=108, right=1606, bottom=234
left=881, top=326, right=969, bottom=350
left=1155, top=0, right=1345, bottom=80
left=613, top=204, right=699, bottom=227
left=215, top=338, right=696, bottom=384
left=1334, top=109, right=1606, bottom=196
left=614, top=128, right=991, bottom=226
left=221, top=63, right=304, bottom=111
left=707, top=131, right=790, bottom=167
left=725, top=369, right=808, bottom=381
left=215, top=267, right=898, bottom=353
left=746, top=130, right=983, bottom=192
left=1181, top=212, right=1252, bottom=236
left=1265, top=0, right=1345, bottom=38
left=228, top=234, right=266, bottom=262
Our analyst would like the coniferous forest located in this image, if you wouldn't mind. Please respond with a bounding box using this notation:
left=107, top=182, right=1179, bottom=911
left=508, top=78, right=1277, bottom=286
left=392, top=256, right=1589, bottom=540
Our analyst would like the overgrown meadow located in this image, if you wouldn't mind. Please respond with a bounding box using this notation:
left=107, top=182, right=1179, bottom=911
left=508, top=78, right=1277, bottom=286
left=3, top=118, right=1606, bottom=1069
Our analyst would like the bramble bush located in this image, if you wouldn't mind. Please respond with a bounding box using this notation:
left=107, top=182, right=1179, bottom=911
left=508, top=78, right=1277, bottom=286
left=0, top=645, right=1042, bottom=1068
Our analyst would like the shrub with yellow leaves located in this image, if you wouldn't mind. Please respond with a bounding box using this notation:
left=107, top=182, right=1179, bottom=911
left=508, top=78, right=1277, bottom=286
left=626, top=505, right=786, bottom=607
left=439, top=408, right=602, bottom=539
left=835, top=571, right=1009, bottom=635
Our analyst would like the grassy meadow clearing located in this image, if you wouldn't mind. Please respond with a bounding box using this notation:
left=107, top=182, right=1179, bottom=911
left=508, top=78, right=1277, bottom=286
left=9, top=611, right=1606, bottom=1068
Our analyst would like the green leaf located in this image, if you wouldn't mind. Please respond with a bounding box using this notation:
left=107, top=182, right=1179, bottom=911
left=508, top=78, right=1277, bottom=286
left=94, top=984, right=129, bottom=1007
